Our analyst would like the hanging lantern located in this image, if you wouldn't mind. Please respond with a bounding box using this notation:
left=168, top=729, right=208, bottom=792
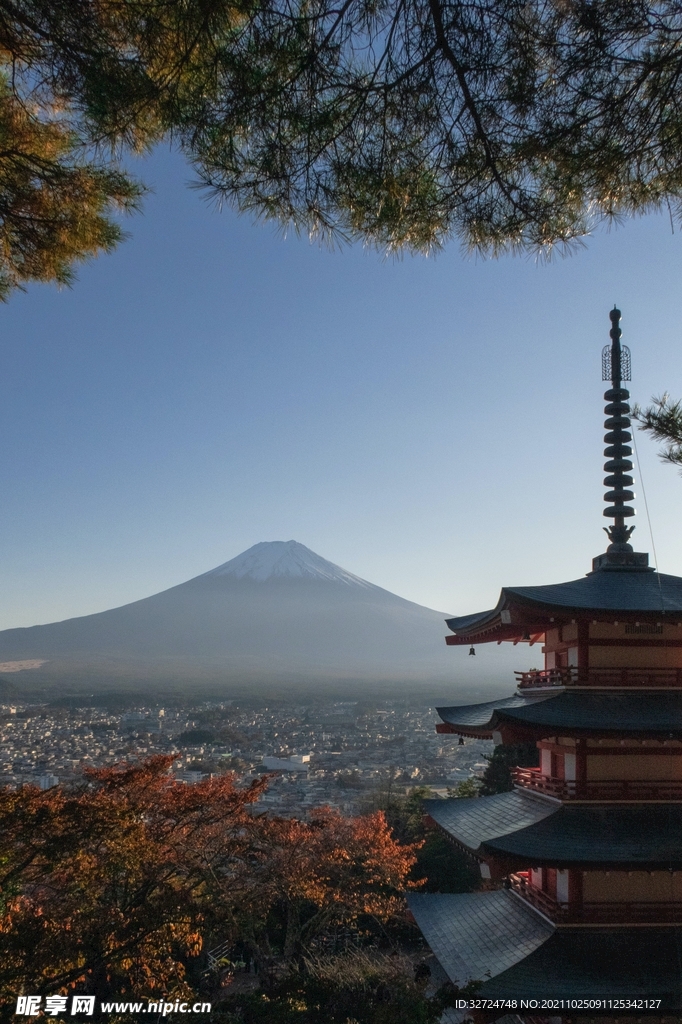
left=469, top=646, right=476, bottom=656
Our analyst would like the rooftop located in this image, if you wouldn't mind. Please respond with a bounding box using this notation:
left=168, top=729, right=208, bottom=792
left=424, top=790, right=555, bottom=853
left=479, top=926, right=682, bottom=1004
left=484, top=802, right=682, bottom=868
left=427, top=791, right=682, bottom=867
left=409, top=891, right=682, bottom=1005
left=437, top=690, right=682, bottom=739
left=407, top=890, right=553, bottom=986
left=444, top=570, right=682, bottom=646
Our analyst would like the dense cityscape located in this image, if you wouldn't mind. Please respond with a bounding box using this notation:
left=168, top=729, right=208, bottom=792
left=0, top=696, right=492, bottom=814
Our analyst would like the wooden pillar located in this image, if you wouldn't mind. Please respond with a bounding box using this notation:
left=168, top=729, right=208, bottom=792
left=577, top=620, right=589, bottom=682
left=569, top=868, right=583, bottom=910
left=575, top=737, right=587, bottom=798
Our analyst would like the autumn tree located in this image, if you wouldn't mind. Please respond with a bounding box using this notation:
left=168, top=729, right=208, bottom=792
left=365, top=785, right=479, bottom=894
left=0, top=756, right=267, bottom=1006
left=0, top=757, right=418, bottom=1011
left=4, top=2, right=682, bottom=295
left=232, top=807, right=418, bottom=963
left=0, top=75, right=142, bottom=300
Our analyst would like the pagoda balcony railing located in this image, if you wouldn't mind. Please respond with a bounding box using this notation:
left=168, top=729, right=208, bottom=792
left=516, top=667, right=682, bottom=689
left=509, top=873, right=682, bottom=924
left=513, top=767, right=682, bottom=801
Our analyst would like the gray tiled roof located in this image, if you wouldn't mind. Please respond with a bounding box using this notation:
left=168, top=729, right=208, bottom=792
left=444, top=608, right=498, bottom=632
left=424, top=791, right=557, bottom=853
left=506, top=569, right=682, bottom=613
left=500, top=690, right=682, bottom=733
left=437, top=690, right=682, bottom=736
left=407, top=891, right=554, bottom=986
left=411, top=893, right=682, bottom=1005
left=445, top=569, right=682, bottom=636
left=436, top=694, right=551, bottom=729
left=479, top=927, right=682, bottom=1004
left=484, top=803, right=682, bottom=867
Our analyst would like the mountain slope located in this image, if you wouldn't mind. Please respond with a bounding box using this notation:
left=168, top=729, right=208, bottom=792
left=0, top=541, right=516, bottom=693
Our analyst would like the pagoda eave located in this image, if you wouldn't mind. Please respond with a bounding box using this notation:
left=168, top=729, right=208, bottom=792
left=424, top=793, right=682, bottom=871
left=436, top=720, right=537, bottom=743
left=436, top=691, right=682, bottom=740
left=408, top=891, right=682, bottom=1007
left=435, top=722, right=493, bottom=739
left=445, top=571, right=682, bottom=645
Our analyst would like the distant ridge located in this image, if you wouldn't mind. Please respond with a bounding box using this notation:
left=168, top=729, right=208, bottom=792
left=0, top=541, right=516, bottom=695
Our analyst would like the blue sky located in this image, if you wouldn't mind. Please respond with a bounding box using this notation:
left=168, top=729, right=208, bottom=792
left=2, top=147, right=682, bottom=630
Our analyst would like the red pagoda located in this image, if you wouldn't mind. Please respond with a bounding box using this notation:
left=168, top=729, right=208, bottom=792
left=408, top=309, right=682, bottom=1010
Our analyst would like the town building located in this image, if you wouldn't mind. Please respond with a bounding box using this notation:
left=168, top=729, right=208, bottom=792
left=409, top=309, right=682, bottom=1010
left=262, top=753, right=312, bottom=772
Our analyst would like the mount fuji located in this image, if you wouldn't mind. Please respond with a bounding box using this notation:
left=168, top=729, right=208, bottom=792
left=0, top=541, right=510, bottom=694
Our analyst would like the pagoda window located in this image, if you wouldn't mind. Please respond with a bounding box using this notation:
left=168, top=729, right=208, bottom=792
left=556, top=869, right=569, bottom=904
left=540, top=749, right=552, bottom=777
left=530, top=867, right=542, bottom=889
left=563, top=752, right=577, bottom=782
left=567, top=646, right=579, bottom=667
left=550, top=752, right=565, bottom=780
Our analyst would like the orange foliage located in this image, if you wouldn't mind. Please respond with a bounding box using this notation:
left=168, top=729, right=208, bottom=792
left=0, top=759, right=418, bottom=1001
left=245, top=808, right=420, bottom=957
left=0, top=757, right=265, bottom=1002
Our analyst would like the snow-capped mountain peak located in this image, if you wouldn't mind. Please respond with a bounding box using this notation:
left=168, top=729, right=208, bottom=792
left=199, top=540, right=373, bottom=586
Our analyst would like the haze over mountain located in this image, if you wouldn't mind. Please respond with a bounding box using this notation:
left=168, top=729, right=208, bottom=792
left=0, top=541, right=515, bottom=695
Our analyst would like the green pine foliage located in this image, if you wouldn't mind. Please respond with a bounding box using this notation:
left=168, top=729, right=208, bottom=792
left=478, top=743, right=539, bottom=796
left=378, top=785, right=479, bottom=894
left=634, top=395, right=682, bottom=470
left=5, top=2, right=682, bottom=293
left=447, top=777, right=480, bottom=799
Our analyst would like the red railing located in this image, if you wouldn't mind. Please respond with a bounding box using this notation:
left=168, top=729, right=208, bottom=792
left=516, top=668, right=573, bottom=688
left=513, top=767, right=682, bottom=801
left=516, top=667, right=682, bottom=689
left=509, top=873, right=682, bottom=924
left=509, top=873, right=560, bottom=918
left=513, top=767, right=568, bottom=798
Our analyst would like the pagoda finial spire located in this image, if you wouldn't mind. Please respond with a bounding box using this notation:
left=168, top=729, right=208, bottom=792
left=592, top=308, right=650, bottom=571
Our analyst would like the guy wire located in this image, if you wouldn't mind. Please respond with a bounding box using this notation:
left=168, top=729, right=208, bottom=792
left=631, top=423, right=664, bottom=613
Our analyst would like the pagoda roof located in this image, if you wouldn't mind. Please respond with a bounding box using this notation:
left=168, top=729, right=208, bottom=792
left=437, top=690, right=682, bottom=739
left=428, top=792, right=682, bottom=868
left=408, top=891, right=682, bottom=1004
left=424, top=791, right=556, bottom=854
left=478, top=926, right=682, bottom=1004
left=445, top=568, right=682, bottom=643
left=485, top=802, right=682, bottom=868
left=406, top=890, right=553, bottom=986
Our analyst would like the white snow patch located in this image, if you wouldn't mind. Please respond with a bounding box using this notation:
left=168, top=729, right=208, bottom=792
left=200, top=541, right=374, bottom=586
